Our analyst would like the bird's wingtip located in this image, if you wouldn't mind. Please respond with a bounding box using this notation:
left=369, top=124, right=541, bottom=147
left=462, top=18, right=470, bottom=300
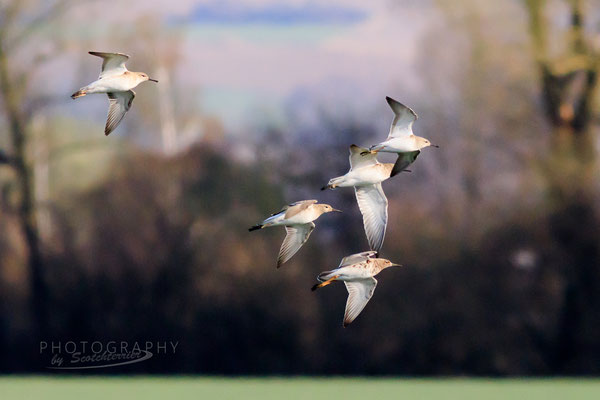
left=385, top=96, right=398, bottom=107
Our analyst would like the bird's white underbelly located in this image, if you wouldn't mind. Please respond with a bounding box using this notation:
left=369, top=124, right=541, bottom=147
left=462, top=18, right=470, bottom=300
left=335, top=265, right=374, bottom=280
left=86, top=76, right=137, bottom=93
left=380, top=138, right=419, bottom=153
left=263, top=208, right=317, bottom=226
left=338, top=168, right=388, bottom=187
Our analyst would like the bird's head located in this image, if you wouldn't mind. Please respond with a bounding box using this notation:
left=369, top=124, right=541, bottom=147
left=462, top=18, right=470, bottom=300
left=381, top=259, right=402, bottom=269
left=416, top=136, right=439, bottom=150
left=138, top=72, right=158, bottom=83
left=319, top=204, right=342, bottom=214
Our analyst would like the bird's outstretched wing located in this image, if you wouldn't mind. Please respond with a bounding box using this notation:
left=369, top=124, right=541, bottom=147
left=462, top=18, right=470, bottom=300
left=277, top=223, right=315, bottom=268
left=386, top=96, right=417, bottom=139
left=355, top=183, right=388, bottom=252
left=349, top=144, right=378, bottom=170
left=390, top=150, right=420, bottom=177
left=89, top=51, right=130, bottom=79
left=339, top=251, right=379, bottom=267
left=343, top=278, right=377, bottom=327
left=105, top=90, right=135, bottom=136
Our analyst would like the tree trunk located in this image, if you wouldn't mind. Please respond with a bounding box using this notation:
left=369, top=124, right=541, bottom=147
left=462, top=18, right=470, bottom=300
left=0, top=44, right=48, bottom=340
left=525, top=0, right=600, bottom=373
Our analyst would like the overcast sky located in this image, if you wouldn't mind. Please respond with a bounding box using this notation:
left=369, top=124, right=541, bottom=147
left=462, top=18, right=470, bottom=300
left=61, top=0, right=438, bottom=134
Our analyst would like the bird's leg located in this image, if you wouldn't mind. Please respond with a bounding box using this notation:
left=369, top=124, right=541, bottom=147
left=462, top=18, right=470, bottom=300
left=311, top=275, right=340, bottom=291
left=71, top=89, right=87, bottom=99
left=360, top=149, right=379, bottom=156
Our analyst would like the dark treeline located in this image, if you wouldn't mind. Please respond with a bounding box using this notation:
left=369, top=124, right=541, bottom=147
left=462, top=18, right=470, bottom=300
left=0, top=139, right=599, bottom=375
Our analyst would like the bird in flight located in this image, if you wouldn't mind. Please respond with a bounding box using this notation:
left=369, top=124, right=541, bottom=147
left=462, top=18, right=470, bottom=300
left=365, top=96, right=438, bottom=158
left=71, top=52, right=158, bottom=136
left=249, top=200, right=341, bottom=268
left=322, top=145, right=411, bottom=252
left=312, top=251, right=401, bottom=327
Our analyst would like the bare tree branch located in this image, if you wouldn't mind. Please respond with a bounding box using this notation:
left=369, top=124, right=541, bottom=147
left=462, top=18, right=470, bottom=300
left=0, top=148, right=11, bottom=165
left=4, top=0, right=73, bottom=54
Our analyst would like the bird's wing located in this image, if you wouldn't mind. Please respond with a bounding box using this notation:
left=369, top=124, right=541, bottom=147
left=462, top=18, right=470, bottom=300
left=105, top=90, right=135, bottom=136
left=390, top=150, right=420, bottom=177
left=284, top=200, right=318, bottom=219
left=355, top=183, right=388, bottom=252
left=271, top=199, right=317, bottom=216
left=339, top=251, right=379, bottom=267
left=349, top=144, right=378, bottom=170
left=277, top=223, right=315, bottom=268
left=343, top=278, right=377, bottom=327
left=386, top=96, right=417, bottom=139
left=89, top=51, right=130, bottom=78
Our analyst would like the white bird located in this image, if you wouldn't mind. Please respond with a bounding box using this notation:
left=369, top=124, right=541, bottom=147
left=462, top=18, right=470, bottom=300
left=366, top=96, right=438, bottom=156
left=249, top=200, right=341, bottom=268
left=71, top=52, right=158, bottom=136
left=311, top=251, right=401, bottom=327
left=322, top=145, right=410, bottom=252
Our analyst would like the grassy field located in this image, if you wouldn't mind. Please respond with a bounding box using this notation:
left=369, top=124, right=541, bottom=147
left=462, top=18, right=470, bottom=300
left=1, top=377, right=599, bottom=400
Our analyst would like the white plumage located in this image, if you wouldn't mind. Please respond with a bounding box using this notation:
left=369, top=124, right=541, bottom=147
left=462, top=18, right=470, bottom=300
left=249, top=200, right=341, bottom=268
left=312, top=251, right=401, bottom=327
left=71, top=51, right=158, bottom=136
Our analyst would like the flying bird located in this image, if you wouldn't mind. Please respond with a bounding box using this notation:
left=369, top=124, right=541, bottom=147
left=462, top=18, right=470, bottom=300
left=321, top=145, right=410, bottom=252
left=71, top=52, right=158, bottom=136
left=249, top=200, right=341, bottom=268
left=365, top=96, right=438, bottom=156
left=312, top=251, right=401, bottom=327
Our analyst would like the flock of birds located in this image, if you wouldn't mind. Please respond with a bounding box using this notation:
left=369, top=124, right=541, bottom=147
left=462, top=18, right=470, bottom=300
left=71, top=52, right=437, bottom=327
left=249, top=99, right=437, bottom=326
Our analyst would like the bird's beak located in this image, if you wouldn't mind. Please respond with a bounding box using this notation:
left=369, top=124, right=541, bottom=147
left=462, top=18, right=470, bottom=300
left=148, top=78, right=159, bottom=83
left=333, top=209, right=343, bottom=213
left=391, top=263, right=402, bottom=267
left=431, top=144, right=440, bottom=148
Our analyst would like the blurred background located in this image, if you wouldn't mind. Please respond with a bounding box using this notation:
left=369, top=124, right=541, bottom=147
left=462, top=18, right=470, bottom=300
left=1, top=0, right=600, bottom=375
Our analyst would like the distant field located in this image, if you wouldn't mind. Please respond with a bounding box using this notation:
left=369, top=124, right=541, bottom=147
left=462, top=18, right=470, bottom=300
left=1, top=377, right=599, bottom=400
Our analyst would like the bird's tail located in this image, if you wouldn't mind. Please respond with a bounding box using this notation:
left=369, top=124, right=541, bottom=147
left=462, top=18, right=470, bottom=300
left=311, top=272, right=339, bottom=291
left=71, top=88, right=87, bottom=99
left=317, top=270, right=336, bottom=281
left=248, top=224, right=263, bottom=232
left=321, top=176, right=343, bottom=191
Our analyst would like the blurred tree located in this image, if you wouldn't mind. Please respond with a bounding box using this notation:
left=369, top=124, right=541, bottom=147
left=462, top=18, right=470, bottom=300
left=0, top=149, right=11, bottom=164
left=524, top=0, right=600, bottom=372
left=0, top=0, right=72, bottom=340
left=525, top=0, right=598, bottom=147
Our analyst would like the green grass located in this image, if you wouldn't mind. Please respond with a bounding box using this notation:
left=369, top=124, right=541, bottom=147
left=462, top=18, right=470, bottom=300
left=1, top=377, right=599, bottom=400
